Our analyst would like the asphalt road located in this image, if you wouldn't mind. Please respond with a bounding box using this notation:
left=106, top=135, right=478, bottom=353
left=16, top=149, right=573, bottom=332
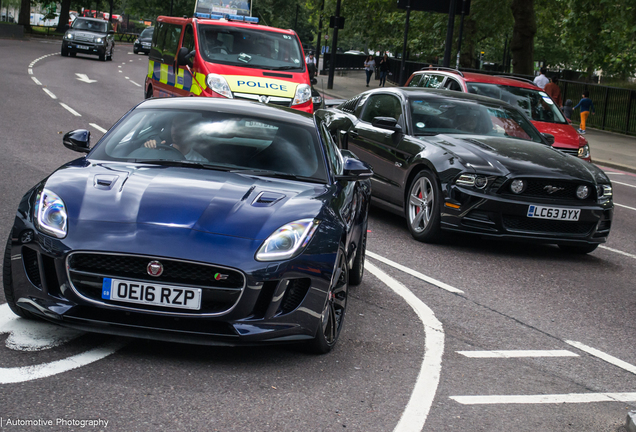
left=0, top=39, right=635, bottom=432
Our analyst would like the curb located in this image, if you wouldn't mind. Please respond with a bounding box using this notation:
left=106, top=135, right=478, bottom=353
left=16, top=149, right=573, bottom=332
left=626, top=411, right=636, bottom=432
left=593, top=158, right=636, bottom=175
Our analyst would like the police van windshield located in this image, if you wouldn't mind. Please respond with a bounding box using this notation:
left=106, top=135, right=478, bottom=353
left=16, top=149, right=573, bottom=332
left=197, top=24, right=305, bottom=71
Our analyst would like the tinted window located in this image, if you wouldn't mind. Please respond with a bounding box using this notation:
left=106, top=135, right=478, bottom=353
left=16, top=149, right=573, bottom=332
left=91, top=109, right=328, bottom=182
left=150, top=22, right=166, bottom=60
left=320, top=123, right=343, bottom=176
left=140, top=27, right=154, bottom=38
left=407, top=74, right=424, bottom=87
left=444, top=78, right=462, bottom=91
left=163, top=24, right=182, bottom=64
left=409, top=98, right=543, bottom=143
left=466, top=83, right=567, bottom=124
left=426, top=74, right=445, bottom=89
left=197, top=24, right=304, bottom=71
left=361, top=94, right=403, bottom=124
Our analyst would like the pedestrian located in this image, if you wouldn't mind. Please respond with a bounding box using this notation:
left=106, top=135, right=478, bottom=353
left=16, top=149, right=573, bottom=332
left=305, top=51, right=317, bottom=82
left=364, top=55, right=375, bottom=87
left=562, top=99, right=574, bottom=121
left=543, top=76, right=562, bottom=107
left=573, top=91, right=595, bottom=134
left=379, top=54, right=390, bottom=87
left=533, top=67, right=549, bottom=89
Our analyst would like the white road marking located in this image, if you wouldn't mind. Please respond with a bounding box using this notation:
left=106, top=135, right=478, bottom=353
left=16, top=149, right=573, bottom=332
left=42, top=88, right=57, bottom=99
left=450, top=392, right=636, bottom=405
left=365, top=261, right=444, bottom=432
left=89, top=123, right=107, bottom=133
left=599, top=245, right=636, bottom=260
left=457, top=350, right=579, bottom=358
left=118, top=70, right=122, bottom=73
left=59, top=103, right=81, bottom=117
left=612, top=180, right=636, bottom=189
left=75, top=73, right=97, bottom=83
left=615, top=203, right=636, bottom=211
left=125, top=76, right=129, bottom=79
left=129, top=80, right=142, bottom=87
left=31, top=76, right=42, bottom=85
left=565, top=340, right=636, bottom=375
left=28, top=68, right=33, bottom=75
left=367, top=251, right=464, bottom=294
left=606, top=172, right=625, bottom=175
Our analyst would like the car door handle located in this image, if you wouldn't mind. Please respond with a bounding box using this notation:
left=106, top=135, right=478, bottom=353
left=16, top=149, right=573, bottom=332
left=349, top=131, right=359, bottom=138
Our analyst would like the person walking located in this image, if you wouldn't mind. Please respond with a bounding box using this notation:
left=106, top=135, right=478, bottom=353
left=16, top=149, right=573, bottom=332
left=379, top=54, right=390, bottom=87
left=543, top=76, right=562, bottom=107
left=305, top=51, right=317, bottom=82
left=573, top=91, right=595, bottom=134
left=562, top=99, right=574, bottom=121
left=533, top=67, right=549, bottom=89
left=364, top=55, right=375, bottom=87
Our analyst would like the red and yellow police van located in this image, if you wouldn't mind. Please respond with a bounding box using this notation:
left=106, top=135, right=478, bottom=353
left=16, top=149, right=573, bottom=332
left=144, top=14, right=313, bottom=113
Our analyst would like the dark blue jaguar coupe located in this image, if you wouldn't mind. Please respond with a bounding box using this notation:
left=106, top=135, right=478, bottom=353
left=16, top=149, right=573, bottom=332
left=3, top=98, right=372, bottom=353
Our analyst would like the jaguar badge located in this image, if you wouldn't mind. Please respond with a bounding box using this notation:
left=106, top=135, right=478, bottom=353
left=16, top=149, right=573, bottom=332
left=147, top=261, right=164, bottom=277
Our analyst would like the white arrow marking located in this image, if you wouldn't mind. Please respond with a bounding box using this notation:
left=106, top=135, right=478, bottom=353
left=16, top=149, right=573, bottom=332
left=75, top=73, right=97, bottom=83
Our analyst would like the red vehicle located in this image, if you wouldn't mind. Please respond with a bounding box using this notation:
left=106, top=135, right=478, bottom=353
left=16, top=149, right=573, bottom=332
left=144, top=14, right=313, bottom=113
left=405, top=68, right=591, bottom=161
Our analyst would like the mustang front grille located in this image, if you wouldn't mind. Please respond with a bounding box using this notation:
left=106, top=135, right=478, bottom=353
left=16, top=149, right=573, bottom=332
left=498, top=179, right=596, bottom=202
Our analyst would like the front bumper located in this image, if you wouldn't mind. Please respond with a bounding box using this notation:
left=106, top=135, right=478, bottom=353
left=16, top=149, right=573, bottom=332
left=134, top=42, right=151, bottom=53
left=440, top=186, right=613, bottom=245
left=63, top=41, right=106, bottom=56
left=7, top=221, right=337, bottom=346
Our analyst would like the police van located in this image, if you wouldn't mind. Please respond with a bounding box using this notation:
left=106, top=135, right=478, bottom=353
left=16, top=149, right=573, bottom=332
left=144, top=14, right=313, bottom=113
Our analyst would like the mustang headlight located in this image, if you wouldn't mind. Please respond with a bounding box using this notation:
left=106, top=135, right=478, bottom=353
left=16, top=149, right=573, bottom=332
left=596, top=184, right=613, bottom=199
left=292, top=84, right=312, bottom=106
left=205, top=73, right=233, bottom=99
left=256, top=219, right=320, bottom=261
left=456, top=174, right=488, bottom=189
left=35, top=189, right=68, bottom=238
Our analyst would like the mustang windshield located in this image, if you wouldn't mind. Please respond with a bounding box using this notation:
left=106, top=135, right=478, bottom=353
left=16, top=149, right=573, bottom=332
left=409, top=99, right=544, bottom=143
left=197, top=24, right=305, bottom=71
left=91, top=108, right=328, bottom=182
left=466, top=83, right=568, bottom=125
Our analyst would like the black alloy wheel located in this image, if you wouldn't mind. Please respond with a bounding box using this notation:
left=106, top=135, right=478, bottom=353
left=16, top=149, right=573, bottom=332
left=349, top=219, right=367, bottom=285
left=405, top=170, right=442, bottom=242
left=308, top=246, right=349, bottom=354
left=3, top=234, right=35, bottom=319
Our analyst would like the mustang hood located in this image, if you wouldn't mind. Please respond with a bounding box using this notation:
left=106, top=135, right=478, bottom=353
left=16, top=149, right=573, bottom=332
left=434, top=135, right=608, bottom=183
left=44, top=162, right=327, bottom=240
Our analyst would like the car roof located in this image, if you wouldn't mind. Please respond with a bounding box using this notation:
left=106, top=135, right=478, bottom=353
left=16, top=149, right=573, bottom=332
left=412, top=69, right=539, bottom=90
left=73, top=17, right=108, bottom=23
left=366, top=87, right=523, bottom=108
left=137, top=98, right=315, bottom=126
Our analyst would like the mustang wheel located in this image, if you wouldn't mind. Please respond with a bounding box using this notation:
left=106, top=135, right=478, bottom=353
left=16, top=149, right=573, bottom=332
left=3, top=235, right=35, bottom=319
left=406, top=170, right=442, bottom=242
left=308, top=246, right=348, bottom=354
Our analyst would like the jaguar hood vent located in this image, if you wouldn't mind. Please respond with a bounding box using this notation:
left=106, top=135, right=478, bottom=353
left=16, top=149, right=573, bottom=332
left=252, top=191, right=286, bottom=207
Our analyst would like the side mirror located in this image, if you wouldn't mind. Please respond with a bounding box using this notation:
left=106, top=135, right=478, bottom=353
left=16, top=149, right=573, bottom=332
left=108, top=30, right=114, bottom=35
left=177, top=47, right=195, bottom=67
left=541, top=133, right=555, bottom=145
left=372, top=116, right=402, bottom=132
left=335, top=157, right=373, bottom=181
left=63, top=129, right=91, bottom=153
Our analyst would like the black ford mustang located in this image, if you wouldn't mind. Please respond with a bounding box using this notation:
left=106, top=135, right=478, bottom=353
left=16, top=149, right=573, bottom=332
left=4, top=98, right=372, bottom=353
left=318, top=88, right=613, bottom=253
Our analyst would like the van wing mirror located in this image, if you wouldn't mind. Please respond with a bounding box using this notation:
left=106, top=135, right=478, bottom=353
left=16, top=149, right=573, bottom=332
left=177, top=47, right=195, bottom=67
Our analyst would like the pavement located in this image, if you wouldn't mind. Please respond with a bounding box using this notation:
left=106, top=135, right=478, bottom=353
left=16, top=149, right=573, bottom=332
left=314, top=69, right=636, bottom=174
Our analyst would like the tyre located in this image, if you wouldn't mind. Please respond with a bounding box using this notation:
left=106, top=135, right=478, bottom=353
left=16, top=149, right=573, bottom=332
left=349, top=219, right=367, bottom=285
left=307, top=246, right=349, bottom=354
left=145, top=86, right=153, bottom=99
left=99, top=50, right=106, bottom=61
left=61, top=46, right=68, bottom=57
left=133, top=47, right=139, bottom=54
left=3, top=234, right=36, bottom=320
left=558, top=243, right=599, bottom=254
left=405, top=170, right=442, bottom=242
left=107, top=48, right=113, bottom=61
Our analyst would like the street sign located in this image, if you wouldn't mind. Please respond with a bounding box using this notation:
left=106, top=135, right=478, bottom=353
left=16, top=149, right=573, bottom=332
left=329, top=16, right=345, bottom=29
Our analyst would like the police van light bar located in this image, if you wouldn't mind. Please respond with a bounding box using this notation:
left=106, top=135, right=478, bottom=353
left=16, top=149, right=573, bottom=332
left=194, top=12, right=210, bottom=18
left=229, top=14, right=244, bottom=21
left=244, top=16, right=259, bottom=23
left=194, top=12, right=258, bottom=23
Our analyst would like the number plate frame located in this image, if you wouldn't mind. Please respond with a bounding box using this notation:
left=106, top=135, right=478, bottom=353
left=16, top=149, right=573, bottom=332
left=101, top=278, right=202, bottom=310
left=527, top=205, right=581, bottom=221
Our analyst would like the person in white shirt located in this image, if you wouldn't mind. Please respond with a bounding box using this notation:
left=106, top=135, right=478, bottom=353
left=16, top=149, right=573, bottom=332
left=305, top=51, right=317, bottom=81
left=534, top=67, right=549, bottom=89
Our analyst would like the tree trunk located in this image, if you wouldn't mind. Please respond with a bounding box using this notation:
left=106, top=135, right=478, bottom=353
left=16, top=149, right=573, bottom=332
left=459, top=16, right=476, bottom=69
left=18, top=0, right=30, bottom=30
left=56, top=0, right=72, bottom=33
left=510, top=0, right=535, bottom=75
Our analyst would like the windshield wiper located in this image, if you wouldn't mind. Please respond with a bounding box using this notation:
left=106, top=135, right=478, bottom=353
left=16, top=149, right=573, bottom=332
left=272, top=66, right=301, bottom=71
left=138, top=160, right=232, bottom=171
left=230, top=168, right=316, bottom=181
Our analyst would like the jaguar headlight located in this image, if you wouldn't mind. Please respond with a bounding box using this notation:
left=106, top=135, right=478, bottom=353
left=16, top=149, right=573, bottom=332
left=292, top=84, right=312, bottom=106
left=205, top=73, right=233, bottom=99
left=256, top=219, right=320, bottom=261
left=35, top=189, right=68, bottom=238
